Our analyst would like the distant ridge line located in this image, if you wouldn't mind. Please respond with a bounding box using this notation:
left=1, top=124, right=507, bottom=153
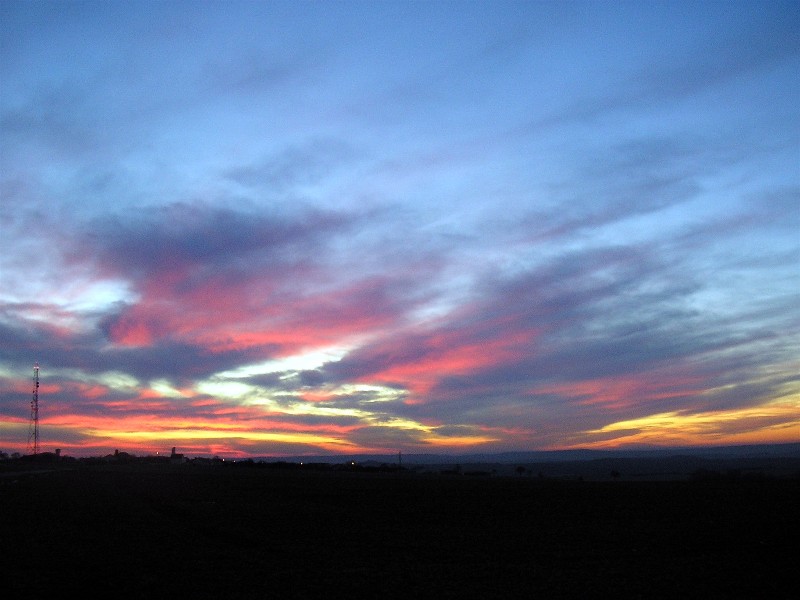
left=251, top=442, right=800, bottom=465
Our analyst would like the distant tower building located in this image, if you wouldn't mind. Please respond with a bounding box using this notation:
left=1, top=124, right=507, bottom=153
left=27, top=362, right=40, bottom=454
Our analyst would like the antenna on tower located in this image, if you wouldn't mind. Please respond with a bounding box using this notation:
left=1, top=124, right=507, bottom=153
left=27, top=362, right=39, bottom=455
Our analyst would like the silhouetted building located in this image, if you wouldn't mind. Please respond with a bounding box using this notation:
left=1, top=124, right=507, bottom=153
left=170, top=447, right=186, bottom=464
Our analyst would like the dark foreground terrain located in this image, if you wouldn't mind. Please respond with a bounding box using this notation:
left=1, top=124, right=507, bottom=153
left=1, top=463, right=797, bottom=599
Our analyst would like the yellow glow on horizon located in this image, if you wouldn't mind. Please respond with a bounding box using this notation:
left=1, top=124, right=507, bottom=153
left=41, top=403, right=497, bottom=453
left=86, top=426, right=354, bottom=447
left=364, top=417, right=498, bottom=446
left=372, top=417, right=431, bottom=431
left=584, top=395, right=800, bottom=447
left=424, top=436, right=498, bottom=446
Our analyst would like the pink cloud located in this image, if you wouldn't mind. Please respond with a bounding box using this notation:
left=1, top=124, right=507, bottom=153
left=357, top=326, right=539, bottom=398
left=531, top=371, right=708, bottom=410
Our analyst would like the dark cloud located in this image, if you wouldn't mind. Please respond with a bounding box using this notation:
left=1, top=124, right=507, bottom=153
left=346, top=425, right=429, bottom=452
left=83, top=202, right=354, bottom=275
left=0, top=306, right=262, bottom=387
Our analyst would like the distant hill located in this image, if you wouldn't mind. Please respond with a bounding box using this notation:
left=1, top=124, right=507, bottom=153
left=252, top=442, right=800, bottom=466
left=245, top=443, right=800, bottom=481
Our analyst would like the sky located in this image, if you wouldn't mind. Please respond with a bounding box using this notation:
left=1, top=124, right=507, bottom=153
left=1, top=0, right=798, bottom=459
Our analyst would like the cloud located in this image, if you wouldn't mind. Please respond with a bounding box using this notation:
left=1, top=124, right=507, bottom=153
left=2, top=2, right=797, bottom=456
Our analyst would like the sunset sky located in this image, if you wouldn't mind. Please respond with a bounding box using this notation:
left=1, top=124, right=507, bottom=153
left=1, top=0, right=798, bottom=458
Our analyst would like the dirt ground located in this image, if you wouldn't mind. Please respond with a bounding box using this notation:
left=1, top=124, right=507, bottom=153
left=1, top=463, right=797, bottom=599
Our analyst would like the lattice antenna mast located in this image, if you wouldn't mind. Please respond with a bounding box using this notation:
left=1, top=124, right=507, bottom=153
left=28, top=362, right=39, bottom=455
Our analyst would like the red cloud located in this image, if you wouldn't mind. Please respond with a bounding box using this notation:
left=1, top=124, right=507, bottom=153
left=108, top=269, right=405, bottom=360
left=358, top=326, right=538, bottom=397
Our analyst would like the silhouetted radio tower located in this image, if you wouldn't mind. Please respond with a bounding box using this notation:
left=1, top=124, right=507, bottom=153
left=28, top=362, right=40, bottom=454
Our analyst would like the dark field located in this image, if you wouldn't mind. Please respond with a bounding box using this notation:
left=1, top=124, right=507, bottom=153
left=2, top=464, right=797, bottom=599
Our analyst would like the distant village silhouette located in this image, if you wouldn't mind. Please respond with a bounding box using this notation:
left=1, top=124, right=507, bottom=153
left=4, top=443, right=800, bottom=481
